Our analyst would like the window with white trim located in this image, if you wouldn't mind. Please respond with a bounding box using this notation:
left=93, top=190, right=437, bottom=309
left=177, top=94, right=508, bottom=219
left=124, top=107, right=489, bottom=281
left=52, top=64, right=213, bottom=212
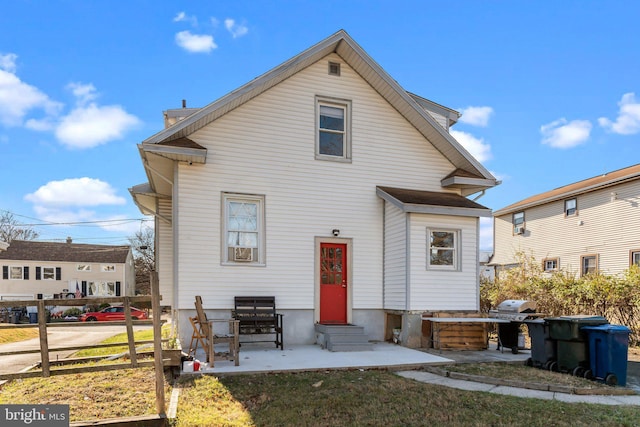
left=87, top=281, right=117, bottom=296
left=630, top=250, right=640, bottom=267
left=543, top=258, right=558, bottom=272
left=513, top=212, right=525, bottom=234
left=316, top=96, right=351, bottom=161
left=101, top=264, right=116, bottom=272
left=10, top=266, right=24, bottom=280
left=42, top=267, right=55, bottom=280
left=427, top=229, right=459, bottom=270
left=77, top=264, right=91, bottom=272
left=223, top=193, right=265, bottom=265
left=565, top=198, right=577, bottom=216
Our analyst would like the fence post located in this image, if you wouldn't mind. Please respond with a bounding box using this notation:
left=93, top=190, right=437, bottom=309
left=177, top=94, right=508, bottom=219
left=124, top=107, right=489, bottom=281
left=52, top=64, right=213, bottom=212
left=37, top=300, right=50, bottom=377
left=151, top=271, right=166, bottom=417
left=123, top=297, right=138, bottom=367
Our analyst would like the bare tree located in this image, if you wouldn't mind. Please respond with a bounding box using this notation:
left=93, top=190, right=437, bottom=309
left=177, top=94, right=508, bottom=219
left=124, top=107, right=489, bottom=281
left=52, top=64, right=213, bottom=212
left=128, top=226, right=155, bottom=295
left=0, top=211, right=39, bottom=243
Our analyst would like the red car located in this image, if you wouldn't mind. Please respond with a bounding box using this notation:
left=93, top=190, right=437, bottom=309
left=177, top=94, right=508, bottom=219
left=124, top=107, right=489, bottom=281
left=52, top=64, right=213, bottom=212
left=79, top=306, right=148, bottom=322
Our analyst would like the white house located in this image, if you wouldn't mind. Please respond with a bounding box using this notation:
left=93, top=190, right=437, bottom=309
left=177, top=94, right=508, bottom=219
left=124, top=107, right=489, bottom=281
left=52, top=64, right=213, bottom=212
left=130, top=30, right=498, bottom=348
left=491, top=163, right=640, bottom=277
left=0, top=239, right=135, bottom=300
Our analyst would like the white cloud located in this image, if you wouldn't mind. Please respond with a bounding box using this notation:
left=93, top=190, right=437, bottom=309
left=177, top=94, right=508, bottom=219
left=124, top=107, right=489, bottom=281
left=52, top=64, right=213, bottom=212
left=67, top=82, right=98, bottom=106
left=224, top=18, right=248, bottom=38
left=458, top=106, right=494, bottom=127
left=175, top=30, right=217, bottom=53
left=173, top=11, right=198, bottom=26
left=0, top=55, right=62, bottom=127
left=598, top=92, right=640, bottom=135
left=540, top=118, right=592, bottom=149
left=0, top=53, right=17, bottom=73
left=55, top=103, right=140, bottom=149
left=450, top=129, right=492, bottom=163
left=25, top=177, right=126, bottom=207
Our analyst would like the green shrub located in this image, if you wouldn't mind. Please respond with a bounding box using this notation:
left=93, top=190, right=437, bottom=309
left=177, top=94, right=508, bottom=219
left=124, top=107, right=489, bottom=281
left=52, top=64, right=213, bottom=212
left=63, top=307, right=83, bottom=317
left=481, top=252, right=640, bottom=345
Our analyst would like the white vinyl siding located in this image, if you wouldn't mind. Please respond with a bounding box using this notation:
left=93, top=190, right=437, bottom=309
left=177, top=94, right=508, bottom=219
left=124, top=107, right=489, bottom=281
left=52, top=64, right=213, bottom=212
left=157, top=199, right=174, bottom=307
left=409, top=214, right=478, bottom=311
left=493, top=179, right=640, bottom=277
left=383, top=201, right=407, bottom=310
left=173, top=53, right=458, bottom=310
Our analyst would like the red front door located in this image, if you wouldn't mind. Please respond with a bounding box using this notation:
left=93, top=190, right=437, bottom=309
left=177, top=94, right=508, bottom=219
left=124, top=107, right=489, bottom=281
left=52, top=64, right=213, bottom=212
left=320, top=243, right=348, bottom=324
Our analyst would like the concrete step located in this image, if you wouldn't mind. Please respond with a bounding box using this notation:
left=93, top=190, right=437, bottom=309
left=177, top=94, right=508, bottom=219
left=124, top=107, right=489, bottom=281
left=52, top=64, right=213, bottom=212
left=327, top=342, right=373, bottom=352
left=315, top=324, right=366, bottom=335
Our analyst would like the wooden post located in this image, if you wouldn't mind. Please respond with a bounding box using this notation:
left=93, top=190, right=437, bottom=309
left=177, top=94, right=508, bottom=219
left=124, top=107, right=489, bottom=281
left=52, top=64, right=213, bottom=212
left=151, top=271, right=166, bottom=417
left=123, top=297, right=138, bottom=367
left=37, top=300, right=50, bottom=377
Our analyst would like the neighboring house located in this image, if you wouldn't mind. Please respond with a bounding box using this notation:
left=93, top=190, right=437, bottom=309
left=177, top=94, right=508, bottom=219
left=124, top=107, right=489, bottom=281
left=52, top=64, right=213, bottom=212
left=0, top=239, right=135, bottom=300
left=130, top=30, right=498, bottom=348
left=491, top=163, right=640, bottom=277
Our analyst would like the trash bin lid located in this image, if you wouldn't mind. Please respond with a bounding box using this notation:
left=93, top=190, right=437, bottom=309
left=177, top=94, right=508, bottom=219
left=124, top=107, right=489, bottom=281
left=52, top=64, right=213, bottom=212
left=546, top=315, right=608, bottom=323
left=581, top=324, right=630, bottom=333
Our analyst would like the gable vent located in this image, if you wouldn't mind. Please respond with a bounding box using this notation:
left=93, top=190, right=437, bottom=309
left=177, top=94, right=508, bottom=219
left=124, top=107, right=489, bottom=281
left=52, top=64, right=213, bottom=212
left=328, top=61, right=341, bottom=76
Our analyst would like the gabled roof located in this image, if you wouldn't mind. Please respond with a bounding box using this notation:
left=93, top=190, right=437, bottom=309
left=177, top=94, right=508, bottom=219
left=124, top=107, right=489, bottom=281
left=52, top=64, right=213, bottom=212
left=0, top=240, right=131, bottom=264
left=494, top=163, right=640, bottom=216
left=377, top=186, right=492, bottom=218
left=136, top=29, right=497, bottom=196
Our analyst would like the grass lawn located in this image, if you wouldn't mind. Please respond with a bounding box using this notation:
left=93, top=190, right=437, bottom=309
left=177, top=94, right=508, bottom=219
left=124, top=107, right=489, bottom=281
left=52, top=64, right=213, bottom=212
left=0, top=326, right=39, bottom=344
left=173, top=370, right=640, bottom=427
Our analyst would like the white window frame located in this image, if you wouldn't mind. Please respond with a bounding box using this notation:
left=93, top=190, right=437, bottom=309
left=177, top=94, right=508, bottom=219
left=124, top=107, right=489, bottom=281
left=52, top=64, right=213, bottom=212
left=513, top=211, right=525, bottom=234
left=315, top=96, right=352, bottom=162
left=87, top=281, right=116, bottom=297
left=101, top=264, right=116, bottom=272
left=9, top=266, right=24, bottom=280
left=222, top=193, right=265, bottom=266
left=42, top=267, right=55, bottom=280
left=543, top=258, right=558, bottom=272
left=427, top=228, right=460, bottom=271
left=77, top=264, right=91, bottom=272
left=565, top=198, right=577, bottom=216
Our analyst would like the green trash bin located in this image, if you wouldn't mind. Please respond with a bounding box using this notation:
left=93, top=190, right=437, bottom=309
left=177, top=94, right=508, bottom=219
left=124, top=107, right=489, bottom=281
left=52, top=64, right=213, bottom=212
left=545, top=315, right=608, bottom=376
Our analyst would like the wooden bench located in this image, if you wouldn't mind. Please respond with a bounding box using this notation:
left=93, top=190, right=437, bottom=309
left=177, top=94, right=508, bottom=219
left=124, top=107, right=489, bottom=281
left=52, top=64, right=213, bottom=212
left=233, top=296, right=284, bottom=350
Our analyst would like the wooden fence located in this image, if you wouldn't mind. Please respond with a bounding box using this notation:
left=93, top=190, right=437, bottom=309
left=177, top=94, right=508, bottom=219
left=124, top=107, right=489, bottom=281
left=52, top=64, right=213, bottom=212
left=0, top=272, right=167, bottom=421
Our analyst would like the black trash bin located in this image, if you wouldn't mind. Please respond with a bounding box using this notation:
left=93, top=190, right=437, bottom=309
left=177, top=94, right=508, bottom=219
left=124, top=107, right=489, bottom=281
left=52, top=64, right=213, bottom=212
left=525, top=319, right=557, bottom=370
left=545, top=315, right=608, bottom=376
left=582, top=324, right=631, bottom=386
left=29, top=312, right=38, bottom=324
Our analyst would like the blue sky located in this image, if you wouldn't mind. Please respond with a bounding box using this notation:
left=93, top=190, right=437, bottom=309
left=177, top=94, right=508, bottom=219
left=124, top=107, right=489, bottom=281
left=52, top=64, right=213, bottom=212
left=1, top=1, right=639, bottom=250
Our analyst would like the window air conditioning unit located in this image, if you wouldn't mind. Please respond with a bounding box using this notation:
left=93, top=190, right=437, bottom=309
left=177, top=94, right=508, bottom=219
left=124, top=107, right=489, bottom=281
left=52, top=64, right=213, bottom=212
left=514, top=225, right=525, bottom=235
left=233, top=247, right=253, bottom=262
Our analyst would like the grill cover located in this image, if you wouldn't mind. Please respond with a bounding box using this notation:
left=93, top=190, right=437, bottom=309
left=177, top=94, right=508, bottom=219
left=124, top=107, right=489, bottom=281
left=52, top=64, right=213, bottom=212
left=495, top=299, right=537, bottom=313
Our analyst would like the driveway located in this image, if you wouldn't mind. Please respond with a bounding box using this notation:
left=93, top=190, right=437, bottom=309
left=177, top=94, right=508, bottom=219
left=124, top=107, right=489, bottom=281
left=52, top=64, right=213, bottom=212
left=0, top=323, right=154, bottom=375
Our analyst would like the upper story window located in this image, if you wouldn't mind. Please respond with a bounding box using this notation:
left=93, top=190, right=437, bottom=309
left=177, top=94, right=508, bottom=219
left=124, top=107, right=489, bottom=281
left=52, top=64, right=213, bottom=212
left=543, top=258, right=558, bottom=272
left=581, top=254, right=598, bottom=276
left=513, top=212, right=525, bottom=234
left=565, top=198, right=577, bottom=216
left=101, top=264, right=116, bottom=272
left=427, top=229, right=459, bottom=270
left=77, top=264, right=91, bottom=272
left=316, top=96, right=351, bottom=162
left=10, top=266, right=24, bottom=280
left=630, top=250, right=640, bottom=267
left=223, top=193, right=265, bottom=265
left=42, top=267, right=55, bottom=280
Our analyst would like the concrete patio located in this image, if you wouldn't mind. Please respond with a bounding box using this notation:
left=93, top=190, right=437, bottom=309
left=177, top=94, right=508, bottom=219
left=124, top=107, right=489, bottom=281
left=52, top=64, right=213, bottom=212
left=188, top=341, right=531, bottom=375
